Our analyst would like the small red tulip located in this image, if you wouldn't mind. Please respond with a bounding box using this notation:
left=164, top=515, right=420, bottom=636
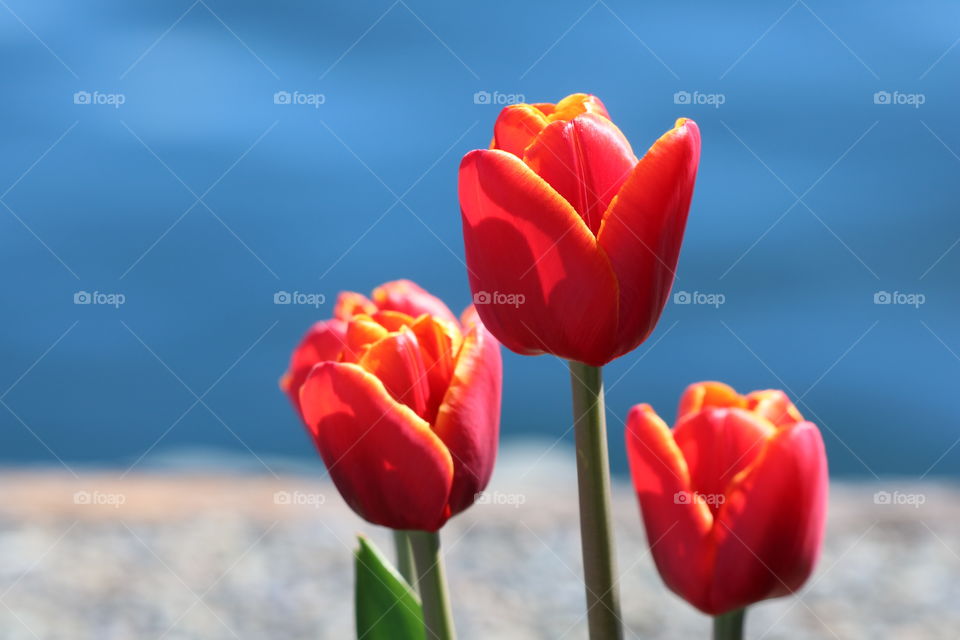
left=625, top=382, right=828, bottom=615
left=458, top=93, right=701, bottom=366
left=280, top=280, right=502, bottom=531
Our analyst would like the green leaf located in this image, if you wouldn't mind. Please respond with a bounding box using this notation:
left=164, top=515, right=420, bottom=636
left=355, top=535, right=425, bottom=640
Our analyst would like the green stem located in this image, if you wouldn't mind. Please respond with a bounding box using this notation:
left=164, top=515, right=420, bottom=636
left=407, top=530, right=457, bottom=640
left=392, top=530, right=416, bottom=587
left=568, top=361, right=623, bottom=640
left=713, top=608, right=746, bottom=640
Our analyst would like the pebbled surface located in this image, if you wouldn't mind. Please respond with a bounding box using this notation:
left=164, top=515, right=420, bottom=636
left=0, top=447, right=956, bottom=639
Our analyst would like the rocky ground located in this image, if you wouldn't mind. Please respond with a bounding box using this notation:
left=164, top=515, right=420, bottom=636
left=0, top=445, right=957, bottom=639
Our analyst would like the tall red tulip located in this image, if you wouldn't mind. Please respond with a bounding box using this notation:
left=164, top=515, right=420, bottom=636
left=458, top=93, right=700, bottom=366
left=625, top=382, right=828, bottom=615
left=280, top=280, right=502, bottom=531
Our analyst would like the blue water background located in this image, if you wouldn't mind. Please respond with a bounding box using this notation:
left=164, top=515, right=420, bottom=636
left=0, top=1, right=958, bottom=476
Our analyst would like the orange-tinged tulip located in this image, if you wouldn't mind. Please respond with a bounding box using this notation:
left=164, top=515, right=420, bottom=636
left=280, top=280, right=502, bottom=531
left=459, top=93, right=701, bottom=366
left=625, top=382, right=828, bottom=615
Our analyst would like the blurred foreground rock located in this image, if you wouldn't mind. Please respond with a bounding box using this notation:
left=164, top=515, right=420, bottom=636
left=0, top=444, right=957, bottom=639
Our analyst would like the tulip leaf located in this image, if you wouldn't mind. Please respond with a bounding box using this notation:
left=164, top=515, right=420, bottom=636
left=355, top=535, right=425, bottom=640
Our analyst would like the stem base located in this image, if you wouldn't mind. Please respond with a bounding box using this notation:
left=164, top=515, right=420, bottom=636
left=713, top=608, right=746, bottom=640
left=407, top=530, right=457, bottom=640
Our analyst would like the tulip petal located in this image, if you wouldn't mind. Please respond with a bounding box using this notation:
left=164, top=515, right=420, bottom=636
left=358, top=327, right=431, bottom=419
left=746, top=390, right=804, bottom=427
left=598, top=119, right=701, bottom=358
left=548, top=93, right=611, bottom=121
left=299, top=361, right=454, bottom=530
left=625, top=404, right=712, bottom=607
left=433, top=306, right=502, bottom=515
left=372, top=280, right=458, bottom=326
left=280, top=319, right=347, bottom=413
left=523, top=113, right=637, bottom=235
left=335, top=291, right=377, bottom=320
left=493, top=104, right=550, bottom=157
left=673, top=408, right=776, bottom=516
left=493, top=94, right=611, bottom=158
left=677, top=381, right=746, bottom=420
left=409, top=314, right=459, bottom=422
left=371, top=310, right=416, bottom=333
left=458, top=149, right=619, bottom=364
left=343, top=315, right=389, bottom=363
left=708, top=421, right=828, bottom=614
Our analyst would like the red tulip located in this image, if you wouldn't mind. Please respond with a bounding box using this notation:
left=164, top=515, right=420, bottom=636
left=280, top=280, right=502, bottom=531
left=458, top=93, right=700, bottom=366
left=625, top=382, right=828, bottom=615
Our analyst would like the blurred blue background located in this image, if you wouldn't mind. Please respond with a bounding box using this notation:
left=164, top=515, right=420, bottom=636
left=0, top=0, right=956, bottom=477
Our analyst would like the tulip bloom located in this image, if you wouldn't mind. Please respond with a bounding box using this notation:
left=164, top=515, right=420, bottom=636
left=281, top=280, right=502, bottom=531
left=458, top=93, right=700, bottom=366
left=625, top=382, right=828, bottom=615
